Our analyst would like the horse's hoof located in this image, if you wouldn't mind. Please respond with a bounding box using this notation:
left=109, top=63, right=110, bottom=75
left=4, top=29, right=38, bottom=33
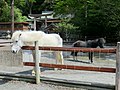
left=59, top=68, right=64, bottom=70
left=32, top=73, right=35, bottom=76
left=90, top=62, right=93, bottom=64
left=54, top=68, right=58, bottom=71
left=32, top=71, right=36, bottom=76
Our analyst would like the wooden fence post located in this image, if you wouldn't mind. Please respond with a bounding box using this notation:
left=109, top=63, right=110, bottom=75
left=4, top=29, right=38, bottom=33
left=35, top=41, right=40, bottom=84
left=116, top=42, right=120, bottom=90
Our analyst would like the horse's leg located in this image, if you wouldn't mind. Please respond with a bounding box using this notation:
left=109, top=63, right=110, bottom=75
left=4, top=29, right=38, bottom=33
left=32, top=50, right=36, bottom=75
left=58, top=51, right=64, bottom=70
left=89, top=52, right=90, bottom=60
left=54, top=51, right=64, bottom=70
left=31, top=50, right=41, bottom=75
left=54, top=52, right=58, bottom=70
left=58, top=51, right=64, bottom=65
left=73, top=54, right=75, bottom=60
left=71, top=51, right=75, bottom=60
left=72, top=52, right=78, bottom=61
left=89, top=52, right=93, bottom=63
left=91, top=52, right=93, bottom=63
left=75, top=52, right=78, bottom=61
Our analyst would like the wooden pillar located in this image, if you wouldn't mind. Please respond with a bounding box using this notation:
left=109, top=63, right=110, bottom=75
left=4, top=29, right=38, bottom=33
left=34, top=17, right=36, bottom=31
left=35, top=41, right=40, bottom=84
left=11, top=0, right=14, bottom=34
left=116, top=42, right=120, bottom=90
left=45, top=16, right=47, bottom=28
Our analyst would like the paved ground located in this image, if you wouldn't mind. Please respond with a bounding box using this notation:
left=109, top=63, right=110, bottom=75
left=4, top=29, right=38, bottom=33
left=0, top=65, right=115, bottom=90
left=0, top=65, right=115, bottom=85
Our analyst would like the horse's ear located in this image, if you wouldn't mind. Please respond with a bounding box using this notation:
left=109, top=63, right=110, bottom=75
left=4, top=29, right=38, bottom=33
left=103, top=37, right=106, bottom=39
left=19, top=34, right=21, bottom=37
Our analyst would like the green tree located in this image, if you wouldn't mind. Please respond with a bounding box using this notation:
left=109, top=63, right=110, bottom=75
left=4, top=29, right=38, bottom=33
left=14, top=7, right=28, bottom=22
left=0, top=0, right=11, bottom=22
left=0, top=0, right=28, bottom=22
left=25, top=0, right=36, bottom=14
left=53, top=0, right=120, bottom=42
left=56, top=18, right=78, bottom=41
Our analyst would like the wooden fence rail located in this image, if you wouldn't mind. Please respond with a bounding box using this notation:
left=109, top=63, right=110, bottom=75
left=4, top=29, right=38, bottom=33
left=0, top=42, right=12, bottom=44
left=22, top=46, right=116, bottom=53
left=22, top=46, right=116, bottom=81
left=0, top=42, right=12, bottom=47
left=23, top=62, right=116, bottom=73
left=22, top=46, right=116, bottom=73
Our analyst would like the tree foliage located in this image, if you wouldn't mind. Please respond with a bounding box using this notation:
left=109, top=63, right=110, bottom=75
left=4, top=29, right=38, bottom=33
left=53, top=0, right=120, bottom=42
left=0, top=0, right=120, bottom=42
left=56, top=18, right=78, bottom=41
left=0, top=0, right=52, bottom=22
left=0, top=0, right=27, bottom=22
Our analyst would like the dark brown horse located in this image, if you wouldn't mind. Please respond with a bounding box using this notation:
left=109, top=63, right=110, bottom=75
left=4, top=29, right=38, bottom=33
left=71, top=38, right=106, bottom=63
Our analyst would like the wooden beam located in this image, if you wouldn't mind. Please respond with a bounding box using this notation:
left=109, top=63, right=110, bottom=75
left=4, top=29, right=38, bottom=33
left=22, top=46, right=116, bottom=53
left=29, top=13, right=53, bottom=18
left=0, top=42, right=12, bottom=44
left=116, top=42, right=120, bottom=90
left=23, top=62, right=116, bottom=73
left=46, top=20, right=61, bottom=23
left=0, top=22, right=29, bottom=25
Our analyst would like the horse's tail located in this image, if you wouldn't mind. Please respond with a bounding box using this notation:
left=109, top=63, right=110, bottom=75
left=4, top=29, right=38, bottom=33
left=71, top=51, right=73, bottom=55
left=54, top=34, right=63, bottom=47
left=71, top=51, right=78, bottom=56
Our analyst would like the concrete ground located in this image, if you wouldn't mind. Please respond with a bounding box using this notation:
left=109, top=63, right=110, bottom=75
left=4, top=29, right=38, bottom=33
left=0, top=65, right=115, bottom=90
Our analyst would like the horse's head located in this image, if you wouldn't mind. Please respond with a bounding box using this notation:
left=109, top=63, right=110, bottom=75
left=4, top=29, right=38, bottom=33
left=97, top=38, right=106, bottom=48
left=11, top=31, right=23, bottom=54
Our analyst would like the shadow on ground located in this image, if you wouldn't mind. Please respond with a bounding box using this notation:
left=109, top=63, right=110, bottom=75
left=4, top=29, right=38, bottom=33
left=66, top=59, right=91, bottom=64
left=16, top=67, right=54, bottom=75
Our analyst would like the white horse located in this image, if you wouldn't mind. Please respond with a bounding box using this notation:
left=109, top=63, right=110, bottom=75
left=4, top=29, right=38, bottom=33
left=11, top=31, right=64, bottom=74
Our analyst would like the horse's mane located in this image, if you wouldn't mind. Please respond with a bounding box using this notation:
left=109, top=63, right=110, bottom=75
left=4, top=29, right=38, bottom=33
left=98, top=38, right=106, bottom=44
left=72, top=40, right=87, bottom=47
left=72, top=38, right=106, bottom=48
left=11, top=31, right=22, bottom=40
left=11, top=30, right=46, bottom=42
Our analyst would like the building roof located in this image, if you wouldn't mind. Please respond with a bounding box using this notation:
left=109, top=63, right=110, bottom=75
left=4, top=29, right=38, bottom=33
left=28, top=13, right=53, bottom=18
left=44, top=23, right=59, bottom=32
left=0, top=22, right=29, bottom=25
left=46, top=19, right=61, bottom=23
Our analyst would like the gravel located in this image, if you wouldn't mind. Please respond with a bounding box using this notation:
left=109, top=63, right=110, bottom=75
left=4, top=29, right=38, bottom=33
left=0, top=79, right=80, bottom=90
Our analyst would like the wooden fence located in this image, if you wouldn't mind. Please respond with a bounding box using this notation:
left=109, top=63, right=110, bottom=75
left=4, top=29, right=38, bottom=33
left=1, top=41, right=119, bottom=89
left=22, top=46, right=116, bottom=73
left=21, top=41, right=120, bottom=90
